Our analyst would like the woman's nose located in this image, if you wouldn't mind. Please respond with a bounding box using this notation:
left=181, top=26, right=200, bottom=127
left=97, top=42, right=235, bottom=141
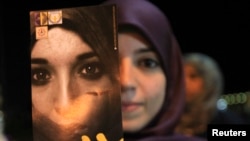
left=120, top=58, right=137, bottom=101
left=54, top=73, right=77, bottom=110
left=120, top=58, right=135, bottom=87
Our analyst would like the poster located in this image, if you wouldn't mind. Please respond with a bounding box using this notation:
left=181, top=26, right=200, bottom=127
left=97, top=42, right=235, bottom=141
left=29, top=4, right=123, bottom=141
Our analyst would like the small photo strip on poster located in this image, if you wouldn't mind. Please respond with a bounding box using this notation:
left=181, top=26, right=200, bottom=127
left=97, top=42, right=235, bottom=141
left=31, top=10, right=62, bottom=40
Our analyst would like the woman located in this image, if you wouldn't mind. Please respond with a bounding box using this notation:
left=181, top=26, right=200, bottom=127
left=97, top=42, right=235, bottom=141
left=175, top=52, right=246, bottom=138
left=102, top=0, right=206, bottom=140
left=30, top=5, right=122, bottom=141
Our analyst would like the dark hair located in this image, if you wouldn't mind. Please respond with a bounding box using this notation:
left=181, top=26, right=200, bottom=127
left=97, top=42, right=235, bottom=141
left=30, top=5, right=119, bottom=82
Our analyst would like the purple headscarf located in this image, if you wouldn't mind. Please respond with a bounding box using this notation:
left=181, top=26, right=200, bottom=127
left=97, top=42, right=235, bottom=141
left=102, top=0, right=206, bottom=141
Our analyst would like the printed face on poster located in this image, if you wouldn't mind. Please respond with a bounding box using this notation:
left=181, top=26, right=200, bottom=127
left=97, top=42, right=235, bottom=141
left=30, top=4, right=123, bottom=141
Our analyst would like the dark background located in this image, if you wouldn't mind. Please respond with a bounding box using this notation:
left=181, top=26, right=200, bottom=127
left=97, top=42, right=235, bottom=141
left=154, top=1, right=250, bottom=94
left=0, top=0, right=249, bottom=140
left=1, top=0, right=249, bottom=94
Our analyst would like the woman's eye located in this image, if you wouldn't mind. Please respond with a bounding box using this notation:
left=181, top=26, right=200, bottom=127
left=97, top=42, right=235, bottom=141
left=138, top=58, right=159, bottom=69
left=79, top=62, right=104, bottom=80
left=189, top=73, right=201, bottom=80
left=31, top=68, right=51, bottom=86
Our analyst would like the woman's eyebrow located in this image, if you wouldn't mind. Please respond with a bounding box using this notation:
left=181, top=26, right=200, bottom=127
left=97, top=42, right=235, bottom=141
left=30, top=52, right=97, bottom=65
left=31, top=58, right=48, bottom=64
left=76, top=52, right=97, bottom=61
left=135, top=48, right=154, bottom=54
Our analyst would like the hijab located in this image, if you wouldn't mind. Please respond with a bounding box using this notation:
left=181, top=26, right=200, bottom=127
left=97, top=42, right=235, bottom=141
left=102, top=0, right=205, bottom=140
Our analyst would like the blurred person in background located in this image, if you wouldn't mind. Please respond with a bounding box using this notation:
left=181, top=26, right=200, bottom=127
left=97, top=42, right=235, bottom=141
left=175, top=52, right=247, bottom=138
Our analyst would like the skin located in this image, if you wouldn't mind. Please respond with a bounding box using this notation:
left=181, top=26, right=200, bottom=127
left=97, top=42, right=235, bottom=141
left=118, top=32, right=166, bottom=132
left=184, top=64, right=205, bottom=103
left=31, top=27, right=113, bottom=141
